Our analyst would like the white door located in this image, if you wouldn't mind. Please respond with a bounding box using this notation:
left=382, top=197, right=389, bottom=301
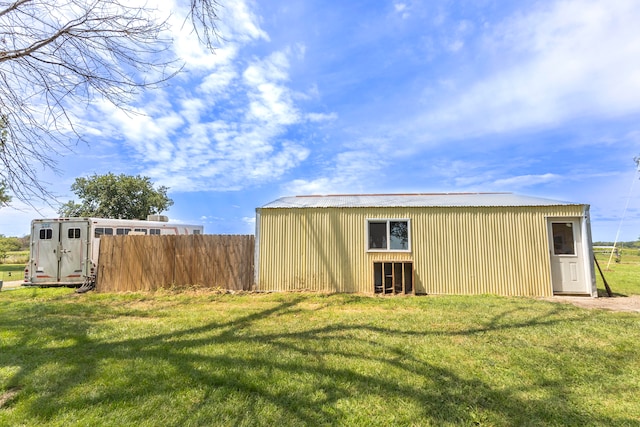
left=548, top=219, right=586, bottom=294
left=59, top=222, right=88, bottom=283
left=30, top=222, right=61, bottom=284
left=30, top=221, right=88, bottom=285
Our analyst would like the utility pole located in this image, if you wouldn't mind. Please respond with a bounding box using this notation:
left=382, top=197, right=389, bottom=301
left=606, top=156, right=640, bottom=269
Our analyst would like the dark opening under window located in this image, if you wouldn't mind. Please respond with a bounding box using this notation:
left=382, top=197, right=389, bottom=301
left=373, top=261, right=413, bottom=294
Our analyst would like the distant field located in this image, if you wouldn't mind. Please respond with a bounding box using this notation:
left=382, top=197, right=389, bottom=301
left=594, top=252, right=640, bottom=296
left=0, top=264, right=24, bottom=282
left=1, top=251, right=28, bottom=282
left=3, top=251, right=28, bottom=265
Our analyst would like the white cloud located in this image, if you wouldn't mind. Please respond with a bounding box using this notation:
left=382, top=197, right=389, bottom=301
left=72, top=1, right=310, bottom=193
left=415, top=0, right=640, bottom=139
left=283, top=148, right=387, bottom=195
left=225, top=0, right=270, bottom=43
left=394, top=2, right=410, bottom=19
left=493, top=173, right=561, bottom=188
left=243, top=51, right=300, bottom=126
left=285, top=177, right=336, bottom=195
left=163, top=0, right=268, bottom=71
left=198, top=64, right=239, bottom=96
left=306, top=112, right=338, bottom=122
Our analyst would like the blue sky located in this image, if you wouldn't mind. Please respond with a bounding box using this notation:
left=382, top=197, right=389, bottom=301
left=1, top=0, right=640, bottom=241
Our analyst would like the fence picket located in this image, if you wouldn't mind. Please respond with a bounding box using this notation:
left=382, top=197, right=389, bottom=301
left=96, top=235, right=254, bottom=292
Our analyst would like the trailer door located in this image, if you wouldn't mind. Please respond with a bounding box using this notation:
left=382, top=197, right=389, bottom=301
left=59, top=222, right=89, bottom=283
left=31, top=221, right=61, bottom=284
left=30, top=221, right=88, bottom=285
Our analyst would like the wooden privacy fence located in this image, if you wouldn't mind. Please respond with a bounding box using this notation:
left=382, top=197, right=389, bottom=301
left=96, top=234, right=254, bottom=292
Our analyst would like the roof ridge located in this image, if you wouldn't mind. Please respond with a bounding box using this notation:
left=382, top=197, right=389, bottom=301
left=295, top=192, right=512, bottom=198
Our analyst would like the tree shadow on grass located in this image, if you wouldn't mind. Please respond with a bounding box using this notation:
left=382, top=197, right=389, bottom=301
left=0, top=292, right=637, bottom=425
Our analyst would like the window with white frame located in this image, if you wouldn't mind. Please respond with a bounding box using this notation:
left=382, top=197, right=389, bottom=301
left=94, top=227, right=113, bottom=238
left=367, top=219, right=410, bottom=251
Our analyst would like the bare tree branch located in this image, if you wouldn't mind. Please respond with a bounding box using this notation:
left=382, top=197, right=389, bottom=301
left=188, top=0, right=221, bottom=50
left=0, top=0, right=220, bottom=205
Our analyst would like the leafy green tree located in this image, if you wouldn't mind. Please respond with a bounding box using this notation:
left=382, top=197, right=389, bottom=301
left=58, top=173, right=174, bottom=220
left=0, top=236, right=21, bottom=252
left=0, top=235, right=21, bottom=264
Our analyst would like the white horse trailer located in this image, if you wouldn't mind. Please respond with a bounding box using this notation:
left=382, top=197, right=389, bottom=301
left=24, top=217, right=203, bottom=288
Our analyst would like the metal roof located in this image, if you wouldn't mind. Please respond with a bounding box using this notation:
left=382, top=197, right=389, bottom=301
left=260, top=193, right=583, bottom=209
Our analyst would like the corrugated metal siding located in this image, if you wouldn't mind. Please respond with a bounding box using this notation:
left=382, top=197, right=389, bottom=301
left=257, top=205, right=586, bottom=296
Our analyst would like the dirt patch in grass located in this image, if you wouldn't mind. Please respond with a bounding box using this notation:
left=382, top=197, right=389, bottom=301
left=542, top=295, right=640, bottom=313
left=0, top=387, right=21, bottom=408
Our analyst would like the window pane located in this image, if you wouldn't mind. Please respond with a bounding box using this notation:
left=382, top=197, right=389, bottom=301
left=104, top=228, right=113, bottom=235
left=552, top=223, right=575, bottom=255
left=389, top=221, right=408, bottom=250
left=368, top=222, right=387, bottom=249
left=68, top=228, right=81, bottom=239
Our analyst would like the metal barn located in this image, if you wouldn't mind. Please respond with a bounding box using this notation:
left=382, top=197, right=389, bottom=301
left=255, top=193, right=597, bottom=297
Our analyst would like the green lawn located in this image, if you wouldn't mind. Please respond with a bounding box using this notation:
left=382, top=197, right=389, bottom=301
left=594, top=252, right=640, bottom=296
left=0, top=264, right=24, bottom=282
left=1, top=289, right=639, bottom=426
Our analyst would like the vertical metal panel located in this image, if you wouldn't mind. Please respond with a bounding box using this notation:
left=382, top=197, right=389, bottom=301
left=257, top=205, right=586, bottom=296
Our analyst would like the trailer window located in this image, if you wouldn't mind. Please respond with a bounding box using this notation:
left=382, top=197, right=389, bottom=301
left=193, top=230, right=201, bottom=235
left=149, top=229, right=161, bottom=235
left=134, top=228, right=148, bottom=235
left=95, top=227, right=114, bottom=238
left=68, top=228, right=81, bottom=239
left=116, top=228, right=132, bottom=235
left=39, top=229, right=53, bottom=240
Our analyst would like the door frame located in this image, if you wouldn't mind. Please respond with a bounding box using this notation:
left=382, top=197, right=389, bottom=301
left=546, top=214, right=596, bottom=296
